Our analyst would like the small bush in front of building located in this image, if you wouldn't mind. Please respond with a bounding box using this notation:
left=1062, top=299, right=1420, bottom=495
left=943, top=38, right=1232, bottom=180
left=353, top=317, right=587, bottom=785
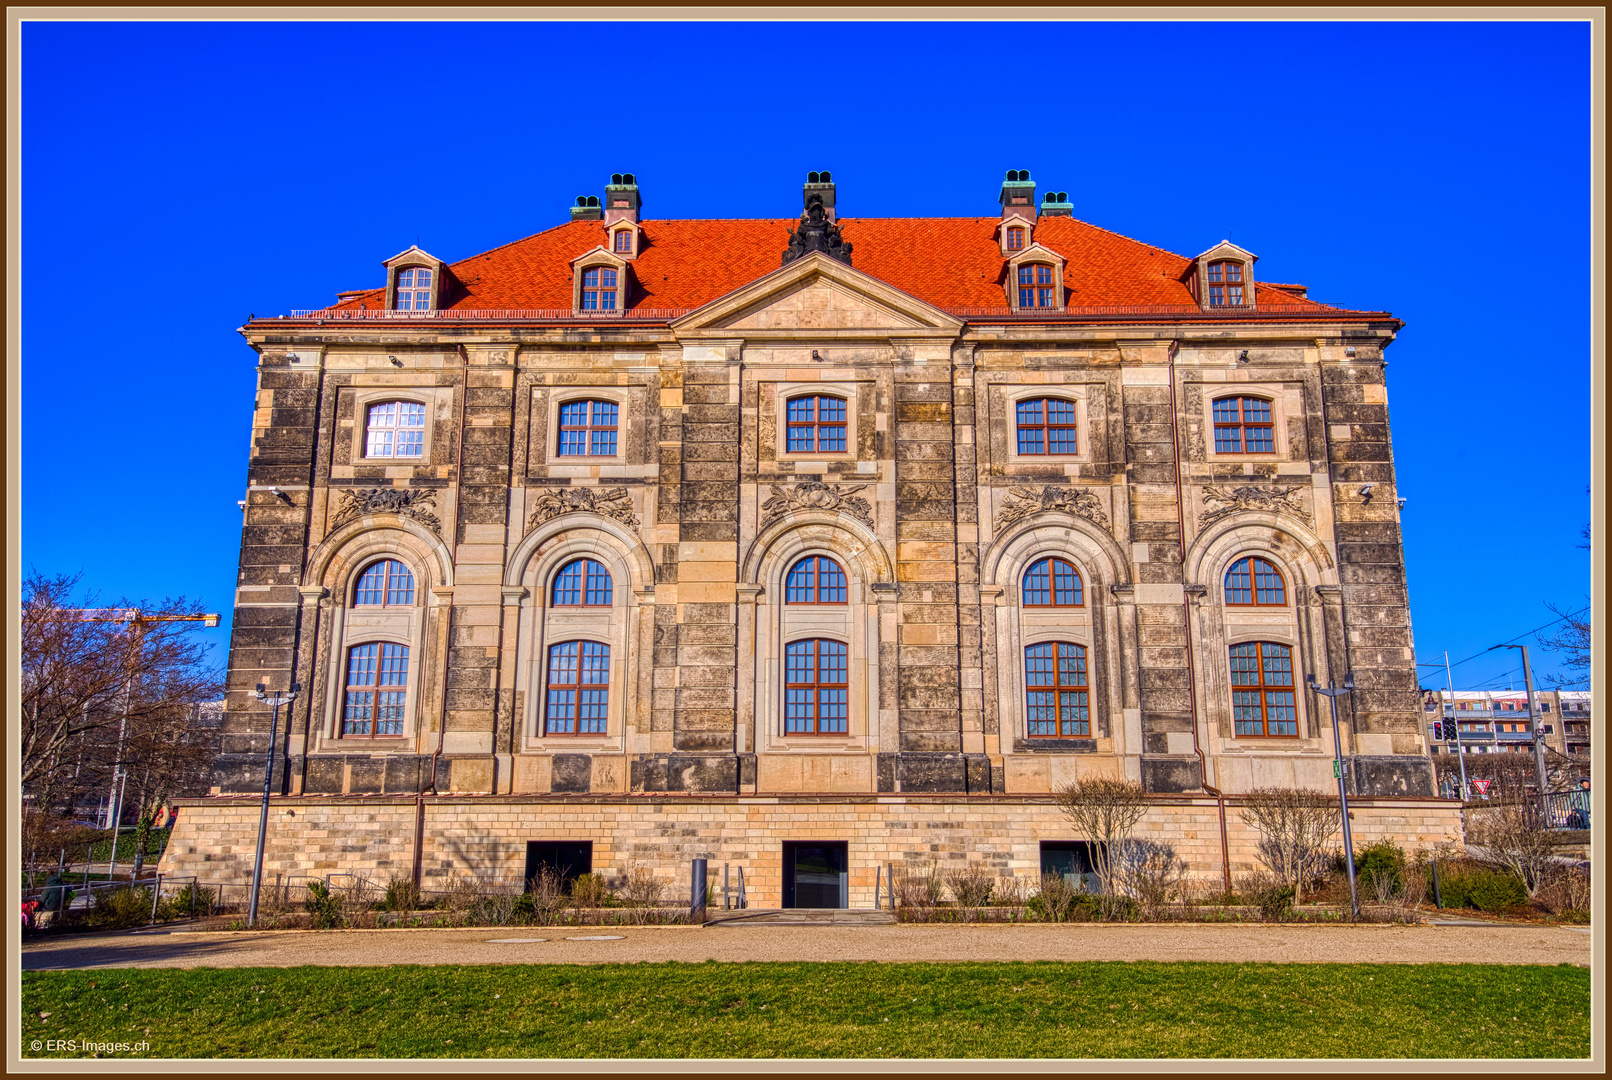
left=383, top=876, right=421, bottom=913
left=303, top=880, right=342, bottom=929
left=1240, top=873, right=1295, bottom=921
left=1353, top=840, right=1406, bottom=899
left=944, top=863, right=995, bottom=913
left=85, top=886, right=153, bottom=931
left=570, top=872, right=610, bottom=911
left=1435, top=861, right=1528, bottom=914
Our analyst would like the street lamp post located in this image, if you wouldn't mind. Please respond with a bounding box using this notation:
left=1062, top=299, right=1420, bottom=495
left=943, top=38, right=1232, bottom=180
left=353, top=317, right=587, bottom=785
left=1500, top=644, right=1551, bottom=821
left=248, top=681, right=299, bottom=928
left=1307, top=671, right=1360, bottom=919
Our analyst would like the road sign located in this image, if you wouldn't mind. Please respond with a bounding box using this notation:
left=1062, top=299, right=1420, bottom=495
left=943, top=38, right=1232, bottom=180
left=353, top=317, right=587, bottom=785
left=1333, top=761, right=1342, bottom=778
left=1473, top=778, right=1492, bottom=797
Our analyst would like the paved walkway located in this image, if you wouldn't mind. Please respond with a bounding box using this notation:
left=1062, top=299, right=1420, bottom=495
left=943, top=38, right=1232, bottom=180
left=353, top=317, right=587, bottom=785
left=21, top=922, right=1590, bottom=971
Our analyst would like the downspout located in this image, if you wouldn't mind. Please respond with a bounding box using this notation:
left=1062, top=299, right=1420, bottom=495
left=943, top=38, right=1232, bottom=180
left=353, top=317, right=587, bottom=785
left=1166, top=340, right=1232, bottom=894
left=415, top=344, right=471, bottom=886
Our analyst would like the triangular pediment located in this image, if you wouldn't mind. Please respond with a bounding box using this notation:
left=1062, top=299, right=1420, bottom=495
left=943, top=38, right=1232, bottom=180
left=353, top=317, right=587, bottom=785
left=671, top=252, right=962, bottom=336
left=1192, top=240, right=1259, bottom=263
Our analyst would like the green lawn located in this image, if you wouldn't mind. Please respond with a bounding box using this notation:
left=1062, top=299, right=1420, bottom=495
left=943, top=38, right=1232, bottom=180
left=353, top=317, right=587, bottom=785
left=20, top=961, right=1589, bottom=1059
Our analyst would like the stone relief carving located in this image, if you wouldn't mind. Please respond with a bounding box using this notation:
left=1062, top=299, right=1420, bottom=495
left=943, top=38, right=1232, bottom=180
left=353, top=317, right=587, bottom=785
left=782, top=195, right=853, bottom=266
left=330, top=486, right=441, bottom=533
left=1182, top=382, right=1206, bottom=461
left=1199, top=484, right=1311, bottom=527
left=761, top=481, right=873, bottom=528
left=994, top=485, right=1111, bottom=531
left=527, top=486, right=640, bottom=529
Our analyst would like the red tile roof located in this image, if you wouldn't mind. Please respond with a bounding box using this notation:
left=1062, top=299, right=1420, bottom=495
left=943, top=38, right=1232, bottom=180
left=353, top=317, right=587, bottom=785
left=328, top=216, right=1364, bottom=317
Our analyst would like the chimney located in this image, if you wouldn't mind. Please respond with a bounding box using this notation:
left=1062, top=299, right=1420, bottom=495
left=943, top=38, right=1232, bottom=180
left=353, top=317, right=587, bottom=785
left=604, top=173, right=641, bottom=225
left=570, top=194, right=602, bottom=221
left=1039, top=190, right=1072, bottom=217
left=803, top=170, right=836, bottom=221
left=999, top=169, right=1036, bottom=218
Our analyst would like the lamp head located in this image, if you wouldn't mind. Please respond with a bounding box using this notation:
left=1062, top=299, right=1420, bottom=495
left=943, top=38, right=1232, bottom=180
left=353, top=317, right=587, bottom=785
left=1343, top=671, right=1356, bottom=692
left=1305, top=673, right=1318, bottom=690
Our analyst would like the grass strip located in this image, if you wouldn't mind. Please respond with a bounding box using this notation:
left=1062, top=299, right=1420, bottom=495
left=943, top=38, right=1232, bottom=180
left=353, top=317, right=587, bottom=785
left=21, top=960, right=1589, bottom=1059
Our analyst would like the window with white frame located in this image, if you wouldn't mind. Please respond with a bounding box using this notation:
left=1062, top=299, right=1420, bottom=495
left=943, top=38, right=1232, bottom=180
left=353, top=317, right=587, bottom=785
left=353, top=559, right=415, bottom=608
left=581, top=267, right=618, bottom=310
left=365, top=401, right=427, bottom=458
left=556, top=400, right=619, bottom=456
left=395, top=267, right=433, bottom=310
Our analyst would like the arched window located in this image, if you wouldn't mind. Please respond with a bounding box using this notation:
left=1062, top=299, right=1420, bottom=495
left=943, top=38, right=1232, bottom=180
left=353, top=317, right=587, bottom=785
left=1017, top=263, right=1055, bottom=308
left=1229, top=642, right=1297, bottom=736
left=581, top=267, right=617, bottom=310
left=365, top=401, right=427, bottom=458
left=1024, top=642, right=1089, bottom=737
left=1022, top=557, right=1083, bottom=607
left=1224, top=557, right=1286, bottom=606
left=1015, top=398, right=1078, bottom=455
left=545, top=641, right=611, bottom=735
left=395, top=267, right=433, bottom=310
left=557, top=400, right=619, bottom=456
left=342, top=642, right=409, bottom=737
left=1212, top=396, right=1274, bottom=454
left=785, top=395, right=847, bottom=453
left=784, top=639, right=848, bottom=735
left=1006, top=225, right=1026, bottom=251
left=785, top=556, right=847, bottom=604
left=613, top=229, right=633, bottom=254
left=1206, top=260, right=1245, bottom=306
left=551, top=559, right=614, bottom=607
left=353, top=560, right=415, bottom=608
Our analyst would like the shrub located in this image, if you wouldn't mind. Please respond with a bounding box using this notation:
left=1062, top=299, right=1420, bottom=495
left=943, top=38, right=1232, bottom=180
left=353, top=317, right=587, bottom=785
left=1029, top=873, right=1081, bottom=922
left=570, top=872, right=610, bottom=910
left=303, top=879, right=342, bottom=929
left=383, top=876, right=421, bottom=913
left=1240, top=787, right=1339, bottom=905
left=158, top=882, right=214, bottom=921
left=85, top=885, right=153, bottom=931
left=944, top=863, right=996, bottom=912
left=526, top=868, right=569, bottom=926
left=1113, top=839, right=1188, bottom=919
left=1465, top=800, right=1558, bottom=896
left=616, top=866, right=666, bottom=924
left=895, top=863, right=946, bottom=911
left=1354, top=840, right=1406, bottom=898
left=1437, top=861, right=1528, bottom=914
left=1240, top=873, right=1295, bottom=920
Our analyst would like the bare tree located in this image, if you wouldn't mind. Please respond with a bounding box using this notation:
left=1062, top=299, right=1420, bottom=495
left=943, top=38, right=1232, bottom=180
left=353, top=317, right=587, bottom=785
left=1239, top=787, right=1340, bottom=906
left=1053, top=776, right=1150, bottom=915
left=1466, top=799, right=1560, bottom=897
left=1538, top=601, right=1591, bottom=689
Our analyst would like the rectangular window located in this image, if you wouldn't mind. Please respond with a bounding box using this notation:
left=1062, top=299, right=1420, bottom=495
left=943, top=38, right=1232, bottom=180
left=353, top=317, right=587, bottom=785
left=581, top=267, right=618, bottom=311
left=785, top=639, right=849, bottom=735
left=1229, top=642, right=1297, bottom=737
left=785, top=396, right=848, bottom=454
left=343, top=643, right=409, bottom=737
left=1024, top=642, right=1090, bottom=737
left=545, top=641, right=610, bottom=735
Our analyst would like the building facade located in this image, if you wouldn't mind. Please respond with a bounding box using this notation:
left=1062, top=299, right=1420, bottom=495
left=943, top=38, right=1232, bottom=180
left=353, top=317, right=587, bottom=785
left=1423, top=688, right=1592, bottom=758
left=163, top=171, right=1454, bottom=900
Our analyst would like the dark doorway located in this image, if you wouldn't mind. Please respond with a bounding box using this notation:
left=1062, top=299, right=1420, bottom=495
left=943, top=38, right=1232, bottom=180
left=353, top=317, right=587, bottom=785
left=782, top=842, right=848, bottom=908
left=1040, top=841, right=1102, bottom=893
left=525, top=841, right=592, bottom=890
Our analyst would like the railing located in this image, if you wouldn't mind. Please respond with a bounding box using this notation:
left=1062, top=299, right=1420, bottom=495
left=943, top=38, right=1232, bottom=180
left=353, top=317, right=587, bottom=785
left=275, top=301, right=1393, bottom=323
left=1544, top=790, right=1591, bottom=829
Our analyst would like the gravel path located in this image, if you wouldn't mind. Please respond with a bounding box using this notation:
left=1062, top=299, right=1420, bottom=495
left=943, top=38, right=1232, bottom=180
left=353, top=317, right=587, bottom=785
left=21, top=923, right=1591, bottom=971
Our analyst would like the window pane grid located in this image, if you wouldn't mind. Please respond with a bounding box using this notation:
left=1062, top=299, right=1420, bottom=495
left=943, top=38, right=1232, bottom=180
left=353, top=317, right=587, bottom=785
left=551, top=558, right=613, bottom=607
left=1229, top=642, right=1298, bottom=736
left=366, top=401, right=427, bottom=458
left=1024, top=642, right=1090, bottom=737
left=1224, top=557, right=1286, bottom=606
left=1016, top=397, right=1078, bottom=455
left=1206, top=261, right=1243, bottom=307
left=785, top=556, right=848, bottom=604
left=1022, top=557, right=1083, bottom=607
left=784, top=396, right=848, bottom=454
left=1015, top=264, right=1056, bottom=307
left=557, top=399, right=619, bottom=457
left=545, top=641, right=611, bottom=735
left=354, top=560, right=415, bottom=608
left=1211, top=397, right=1275, bottom=455
left=784, top=639, right=849, bottom=735
left=343, top=642, right=409, bottom=737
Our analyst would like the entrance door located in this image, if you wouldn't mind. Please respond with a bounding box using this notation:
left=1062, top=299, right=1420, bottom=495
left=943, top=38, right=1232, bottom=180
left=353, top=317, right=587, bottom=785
left=525, top=841, right=592, bottom=891
left=782, top=842, right=848, bottom=908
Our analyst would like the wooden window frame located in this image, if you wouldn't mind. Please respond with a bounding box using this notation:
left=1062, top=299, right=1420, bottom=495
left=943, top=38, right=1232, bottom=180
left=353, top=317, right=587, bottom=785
left=1022, top=557, right=1084, bottom=608
left=1024, top=641, right=1091, bottom=738
left=352, top=559, right=416, bottom=609
left=550, top=558, right=614, bottom=608
left=1223, top=557, right=1287, bottom=607
left=341, top=641, right=409, bottom=739
left=556, top=399, right=620, bottom=457
left=1206, top=260, right=1245, bottom=307
left=1229, top=641, right=1298, bottom=737
left=612, top=229, right=633, bottom=255
left=1006, top=225, right=1026, bottom=251
left=783, top=395, right=849, bottom=454
left=580, top=266, right=618, bottom=311
left=544, top=640, right=611, bottom=736
left=784, top=638, right=849, bottom=736
left=784, top=556, right=849, bottom=605
left=1014, top=397, right=1079, bottom=455
left=1017, top=263, right=1056, bottom=308
left=364, top=400, right=428, bottom=459
left=1211, top=396, right=1276, bottom=454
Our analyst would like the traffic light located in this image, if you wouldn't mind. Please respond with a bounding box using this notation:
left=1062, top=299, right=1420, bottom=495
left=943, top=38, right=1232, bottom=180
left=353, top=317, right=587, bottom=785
left=1437, top=720, right=1457, bottom=741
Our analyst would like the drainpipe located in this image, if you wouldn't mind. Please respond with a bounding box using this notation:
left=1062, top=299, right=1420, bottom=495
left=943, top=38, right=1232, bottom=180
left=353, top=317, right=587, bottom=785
left=1166, top=340, right=1232, bottom=894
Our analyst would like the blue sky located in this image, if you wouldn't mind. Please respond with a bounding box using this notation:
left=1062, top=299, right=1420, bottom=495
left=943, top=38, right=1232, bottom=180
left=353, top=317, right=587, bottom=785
left=20, top=19, right=1594, bottom=690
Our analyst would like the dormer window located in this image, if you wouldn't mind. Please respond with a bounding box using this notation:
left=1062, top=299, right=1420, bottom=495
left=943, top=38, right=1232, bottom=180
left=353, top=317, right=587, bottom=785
left=395, top=267, right=433, bottom=310
left=1207, top=261, right=1245, bottom=306
left=1006, top=226, right=1026, bottom=251
left=581, top=267, right=617, bottom=311
left=1018, top=264, right=1055, bottom=308
left=612, top=229, right=633, bottom=255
